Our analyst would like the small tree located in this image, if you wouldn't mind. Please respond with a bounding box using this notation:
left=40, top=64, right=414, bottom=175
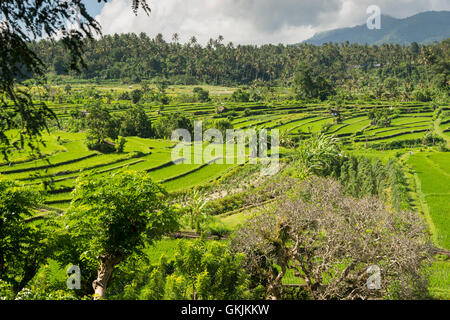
left=119, top=105, right=153, bottom=138
left=231, top=89, right=250, bottom=102
left=185, top=190, right=208, bottom=234
left=85, top=104, right=111, bottom=143
left=153, top=112, right=193, bottom=139
left=152, top=77, right=169, bottom=93
left=193, top=87, right=210, bottom=102
left=131, top=89, right=143, bottom=104
left=0, top=179, right=56, bottom=295
left=294, top=64, right=335, bottom=101
left=141, top=81, right=151, bottom=94
left=85, top=103, right=119, bottom=152
left=64, top=84, right=72, bottom=94
left=65, top=171, right=179, bottom=299
left=115, top=136, right=127, bottom=153
left=212, top=119, right=233, bottom=137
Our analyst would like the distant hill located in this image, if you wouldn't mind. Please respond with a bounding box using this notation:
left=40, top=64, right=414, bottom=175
left=304, top=11, right=450, bottom=45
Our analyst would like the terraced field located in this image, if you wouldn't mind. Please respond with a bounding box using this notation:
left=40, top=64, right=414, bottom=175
left=0, top=100, right=438, bottom=211
left=438, top=112, right=450, bottom=141
left=4, top=88, right=449, bottom=300
left=407, top=150, right=450, bottom=299
left=0, top=97, right=444, bottom=240
left=0, top=134, right=254, bottom=209
left=409, top=152, right=450, bottom=249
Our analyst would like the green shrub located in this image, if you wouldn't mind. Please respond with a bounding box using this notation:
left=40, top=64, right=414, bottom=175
left=118, top=91, right=130, bottom=100
left=206, top=221, right=231, bottom=238
left=412, top=89, right=433, bottom=102
left=131, top=89, right=143, bottom=104
left=204, top=193, right=245, bottom=215
left=116, top=136, right=127, bottom=153
left=193, top=87, right=210, bottom=102
left=231, top=89, right=250, bottom=102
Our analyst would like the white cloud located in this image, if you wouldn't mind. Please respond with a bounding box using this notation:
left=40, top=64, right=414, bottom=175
left=95, top=0, right=450, bottom=45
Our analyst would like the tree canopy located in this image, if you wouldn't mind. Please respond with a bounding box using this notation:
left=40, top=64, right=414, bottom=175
left=0, top=178, right=58, bottom=294
left=0, top=0, right=150, bottom=157
left=232, top=176, right=433, bottom=300
left=65, top=170, right=178, bottom=298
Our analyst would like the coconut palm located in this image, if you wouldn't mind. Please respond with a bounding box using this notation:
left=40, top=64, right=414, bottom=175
left=295, top=133, right=342, bottom=177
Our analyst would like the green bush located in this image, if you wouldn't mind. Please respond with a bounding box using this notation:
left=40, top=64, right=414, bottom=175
left=116, top=136, right=127, bottom=153
left=118, top=91, right=130, bottom=100
left=231, top=89, right=250, bottom=102
left=193, top=87, right=210, bottom=102
left=205, top=221, right=231, bottom=238
left=131, top=89, right=143, bottom=104
left=204, top=193, right=246, bottom=215
left=412, top=89, right=433, bottom=102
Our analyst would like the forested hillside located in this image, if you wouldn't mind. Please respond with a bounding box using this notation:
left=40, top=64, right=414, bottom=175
left=31, top=34, right=449, bottom=91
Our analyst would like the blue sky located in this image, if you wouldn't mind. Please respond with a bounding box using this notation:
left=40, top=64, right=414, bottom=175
left=83, top=1, right=104, bottom=17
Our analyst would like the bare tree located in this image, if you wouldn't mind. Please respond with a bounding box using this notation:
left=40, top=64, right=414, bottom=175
left=231, top=176, right=433, bottom=300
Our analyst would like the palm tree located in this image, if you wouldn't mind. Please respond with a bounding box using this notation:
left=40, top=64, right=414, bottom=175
left=187, top=190, right=208, bottom=234
left=295, top=134, right=342, bottom=177
left=172, top=33, right=179, bottom=43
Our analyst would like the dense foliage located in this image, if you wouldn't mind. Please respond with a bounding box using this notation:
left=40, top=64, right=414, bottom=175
left=338, top=156, right=409, bottom=211
left=0, top=179, right=54, bottom=294
left=31, top=35, right=450, bottom=95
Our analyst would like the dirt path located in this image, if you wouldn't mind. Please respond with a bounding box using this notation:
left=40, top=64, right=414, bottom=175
left=170, top=231, right=229, bottom=240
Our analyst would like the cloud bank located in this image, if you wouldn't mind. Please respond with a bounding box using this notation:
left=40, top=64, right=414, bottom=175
left=95, top=0, right=450, bottom=45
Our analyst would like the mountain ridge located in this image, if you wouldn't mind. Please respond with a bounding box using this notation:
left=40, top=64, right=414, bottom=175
left=304, top=11, right=450, bottom=45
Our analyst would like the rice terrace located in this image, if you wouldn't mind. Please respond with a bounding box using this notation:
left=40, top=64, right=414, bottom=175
left=0, top=0, right=449, bottom=304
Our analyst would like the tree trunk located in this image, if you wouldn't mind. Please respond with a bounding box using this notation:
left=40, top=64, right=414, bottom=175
left=92, top=254, right=123, bottom=300
left=195, top=212, right=200, bottom=235
left=192, top=284, right=198, bottom=300
left=266, top=266, right=286, bottom=300
left=14, top=261, right=39, bottom=294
